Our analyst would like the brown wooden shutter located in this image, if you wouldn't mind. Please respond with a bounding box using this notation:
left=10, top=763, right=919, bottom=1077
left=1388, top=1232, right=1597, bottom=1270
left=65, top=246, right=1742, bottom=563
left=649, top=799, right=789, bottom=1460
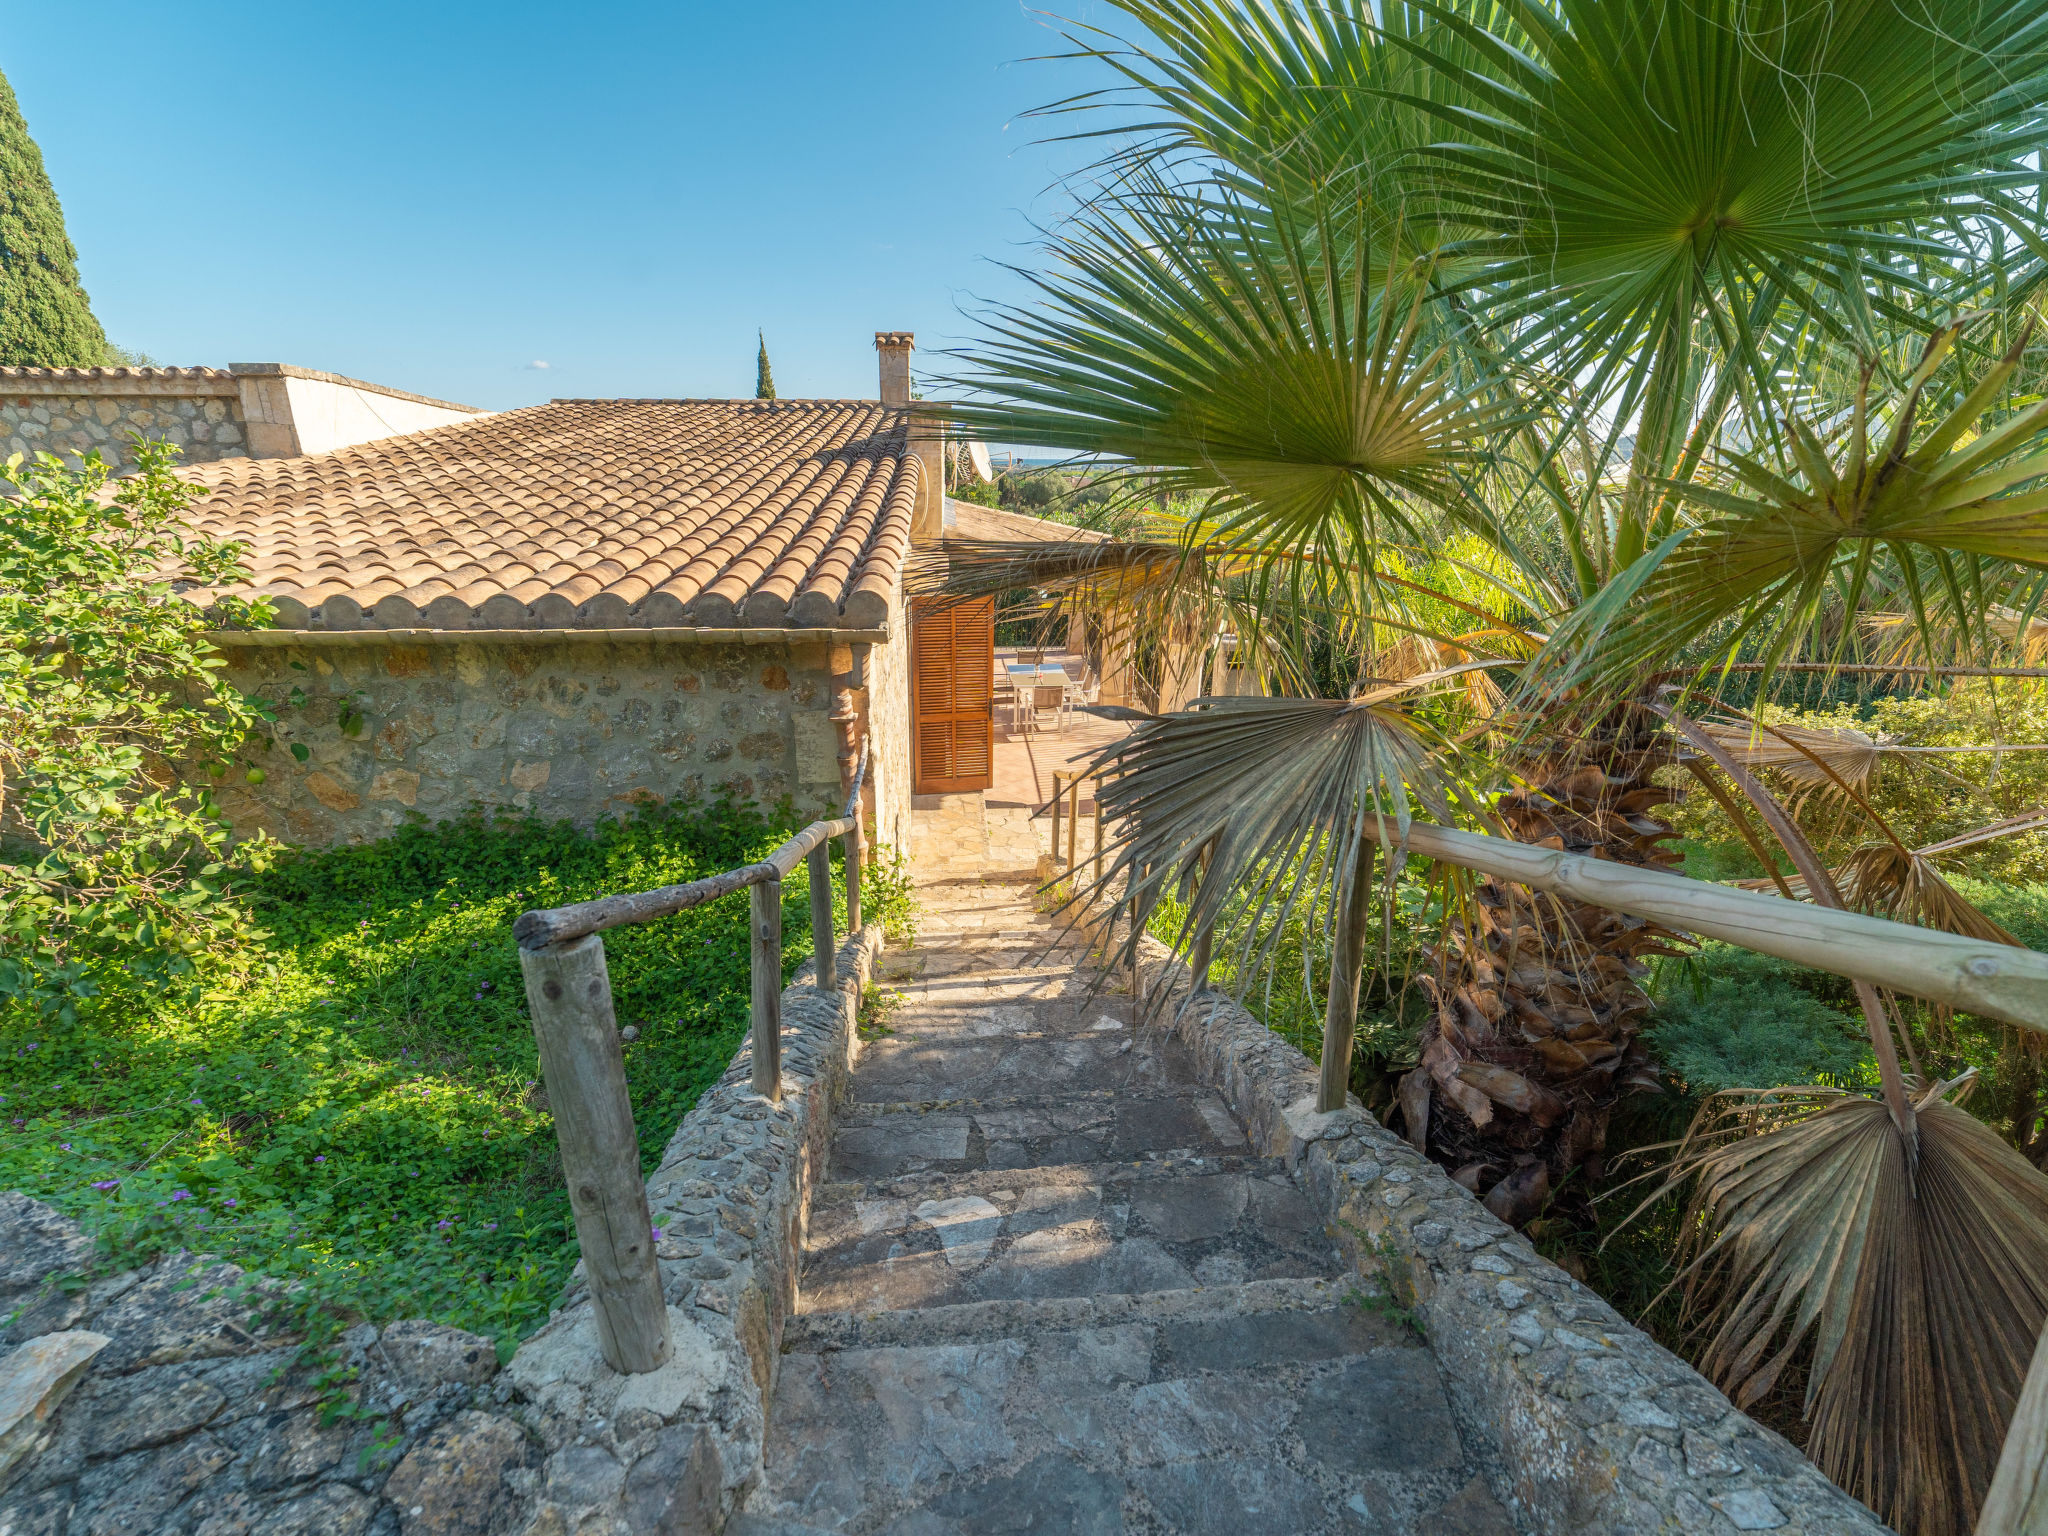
left=911, top=595, right=995, bottom=793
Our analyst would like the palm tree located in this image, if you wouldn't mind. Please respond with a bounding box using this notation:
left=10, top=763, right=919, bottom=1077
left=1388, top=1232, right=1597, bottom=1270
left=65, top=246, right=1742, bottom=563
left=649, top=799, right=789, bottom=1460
left=919, top=3, right=2048, bottom=1529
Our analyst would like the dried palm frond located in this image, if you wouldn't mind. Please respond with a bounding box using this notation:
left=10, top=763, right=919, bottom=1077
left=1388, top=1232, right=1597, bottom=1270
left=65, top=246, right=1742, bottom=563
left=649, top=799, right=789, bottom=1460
left=1833, top=844, right=2022, bottom=948
left=1864, top=600, right=2048, bottom=667
left=1695, top=718, right=2048, bottom=810
left=1064, top=685, right=1475, bottom=1009
left=1634, top=1084, right=2048, bottom=1536
left=1695, top=719, right=1893, bottom=801
left=1730, top=809, right=2048, bottom=948
left=1919, top=808, right=2048, bottom=858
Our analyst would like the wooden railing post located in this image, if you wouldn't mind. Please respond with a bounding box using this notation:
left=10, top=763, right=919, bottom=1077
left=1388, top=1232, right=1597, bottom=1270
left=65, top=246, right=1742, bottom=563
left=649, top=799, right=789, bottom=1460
left=1066, top=776, right=1081, bottom=868
left=1050, top=770, right=1066, bottom=866
left=807, top=842, right=836, bottom=995
left=1190, top=839, right=1216, bottom=994
left=843, top=826, right=863, bottom=934
left=1318, top=833, right=1377, bottom=1113
left=1129, top=860, right=1149, bottom=1005
left=517, top=934, right=672, bottom=1374
left=751, top=878, right=783, bottom=1100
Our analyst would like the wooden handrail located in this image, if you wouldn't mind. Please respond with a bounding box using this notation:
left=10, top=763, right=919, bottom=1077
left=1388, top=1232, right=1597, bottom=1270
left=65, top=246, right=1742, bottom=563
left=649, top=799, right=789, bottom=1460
left=1389, top=820, right=2048, bottom=1032
left=511, top=815, right=857, bottom=951
left=511, top=743, right=870, bottom=1373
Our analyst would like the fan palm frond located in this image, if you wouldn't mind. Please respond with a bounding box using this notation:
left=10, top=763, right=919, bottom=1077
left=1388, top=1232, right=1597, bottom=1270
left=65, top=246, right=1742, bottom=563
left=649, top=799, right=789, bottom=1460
left=1731, top=809, right=2048, bottom=949
left=1635, top=1084, right=2048, bottom=1536
left=1062, top=687, right=1478, bottom=1004
left=941, top=175, right=1525, bottom=580
left=1397, top=0, right=2048, bottom=492
left=1051, top=0, right=1489, bottom=265
left=1545, top=318, right=2048, bottom=695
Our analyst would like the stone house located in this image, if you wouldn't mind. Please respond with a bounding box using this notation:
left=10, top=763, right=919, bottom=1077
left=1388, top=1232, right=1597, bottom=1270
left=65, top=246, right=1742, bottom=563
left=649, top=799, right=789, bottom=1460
left=94, top=334, right=989, bottom=858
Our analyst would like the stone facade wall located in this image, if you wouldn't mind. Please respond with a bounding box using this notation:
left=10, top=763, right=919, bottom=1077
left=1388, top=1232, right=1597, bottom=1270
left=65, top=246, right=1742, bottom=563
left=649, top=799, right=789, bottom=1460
left=1, top=384, right=247, bottom=472
left=213, top=636, right=857, bottom=847
left=1134, top=937, right=1892, bottom=1536
left=863, top=589, right=914, bottom=856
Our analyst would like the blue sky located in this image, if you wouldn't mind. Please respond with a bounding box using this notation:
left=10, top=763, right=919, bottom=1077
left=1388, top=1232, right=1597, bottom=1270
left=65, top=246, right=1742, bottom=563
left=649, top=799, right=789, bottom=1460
left=1, top=1, right=1126, bottom=410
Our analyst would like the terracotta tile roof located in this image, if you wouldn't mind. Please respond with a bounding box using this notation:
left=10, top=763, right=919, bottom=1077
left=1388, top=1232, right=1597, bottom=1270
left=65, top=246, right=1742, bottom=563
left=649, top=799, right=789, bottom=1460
left=179, top=397, right=917, bottom=631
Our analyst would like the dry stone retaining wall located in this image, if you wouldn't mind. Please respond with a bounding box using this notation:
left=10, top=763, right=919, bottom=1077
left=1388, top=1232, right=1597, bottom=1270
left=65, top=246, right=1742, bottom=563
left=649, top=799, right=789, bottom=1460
left=1133, top=935, right=1893, bottom=1536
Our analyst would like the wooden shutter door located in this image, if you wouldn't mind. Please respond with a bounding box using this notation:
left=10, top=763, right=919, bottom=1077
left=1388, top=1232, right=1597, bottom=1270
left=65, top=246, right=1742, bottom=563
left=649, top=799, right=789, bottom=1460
left=911, top=595, right=994, bottom=793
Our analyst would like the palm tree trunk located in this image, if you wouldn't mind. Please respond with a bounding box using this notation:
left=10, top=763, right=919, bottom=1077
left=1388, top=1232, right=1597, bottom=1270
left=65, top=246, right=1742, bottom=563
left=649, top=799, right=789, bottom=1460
left=1401, top=702, right=1685, bottom=1225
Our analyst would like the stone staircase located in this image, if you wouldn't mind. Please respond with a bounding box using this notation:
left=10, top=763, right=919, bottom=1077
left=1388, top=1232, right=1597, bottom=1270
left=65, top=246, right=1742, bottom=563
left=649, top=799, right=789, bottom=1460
left=731, top=873, right=1517, bottom=1535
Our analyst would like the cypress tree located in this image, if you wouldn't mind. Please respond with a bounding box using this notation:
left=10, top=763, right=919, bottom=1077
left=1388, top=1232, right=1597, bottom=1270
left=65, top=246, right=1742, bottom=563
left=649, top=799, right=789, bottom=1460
left=0, top=67, right=109, bottom=368
left=755, top=331, right=776, bottom=400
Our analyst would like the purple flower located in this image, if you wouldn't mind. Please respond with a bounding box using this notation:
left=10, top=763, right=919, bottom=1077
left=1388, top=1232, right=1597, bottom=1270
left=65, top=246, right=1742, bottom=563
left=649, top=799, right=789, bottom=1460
left=223, top=1198, right=238, bottom=1207
left=436, top=1220, right=452, bottom=1229
left=59, top=1143, right=72, bottom=1151
left=313, top=1155, right=326, bottom=1164
left=483, top=1222, right=498, bottom=1231
left=90, top=1179, right=119, bottom=1191
left=651, top=1226, right=663, bottom=1240
left=169, top=1190, right=192, bottom=1202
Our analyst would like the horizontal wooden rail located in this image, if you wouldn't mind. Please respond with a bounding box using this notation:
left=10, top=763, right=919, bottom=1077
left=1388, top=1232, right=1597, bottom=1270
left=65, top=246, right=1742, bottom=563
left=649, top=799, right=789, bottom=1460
left=512, top=816, right=856, bottom=951
left=1389, top=820, right=2048, bottom=1032
left=510, top=743, right=870, bottom=1373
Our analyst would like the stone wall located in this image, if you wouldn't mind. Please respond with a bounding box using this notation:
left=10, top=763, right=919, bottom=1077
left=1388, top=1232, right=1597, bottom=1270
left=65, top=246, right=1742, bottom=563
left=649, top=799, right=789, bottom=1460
left=1134, top=937, right=1893, bottom=1536
left=862, top=591, right=914, bottom=856
left=213, top=636, right=857, bottom=846
left=1, top=369, right=248, bottom=472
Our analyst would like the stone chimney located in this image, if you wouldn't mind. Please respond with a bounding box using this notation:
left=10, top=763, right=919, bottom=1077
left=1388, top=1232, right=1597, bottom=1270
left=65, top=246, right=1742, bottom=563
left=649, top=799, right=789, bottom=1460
left=875, top=332, right=914, bottom=408
left=878, top=331, right=944, bottom=543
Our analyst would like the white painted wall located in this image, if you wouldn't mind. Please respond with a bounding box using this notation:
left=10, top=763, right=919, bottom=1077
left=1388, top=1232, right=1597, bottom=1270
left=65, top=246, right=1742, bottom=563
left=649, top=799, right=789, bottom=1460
left=230, top=365, right=484, bottom=457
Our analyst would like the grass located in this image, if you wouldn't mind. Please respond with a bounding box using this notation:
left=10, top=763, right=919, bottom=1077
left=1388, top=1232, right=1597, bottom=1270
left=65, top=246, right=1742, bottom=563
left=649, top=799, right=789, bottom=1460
left=0, top=799, right=913, bottom=1358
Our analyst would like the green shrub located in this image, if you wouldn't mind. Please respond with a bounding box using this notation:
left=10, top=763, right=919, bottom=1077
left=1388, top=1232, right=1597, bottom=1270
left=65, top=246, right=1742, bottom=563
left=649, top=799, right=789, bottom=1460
left=0, top=799, right=907, bottom=1354
left=0, top=443, right=277, bottom=1020
left=1645, top=945, right=1873, bottom=1097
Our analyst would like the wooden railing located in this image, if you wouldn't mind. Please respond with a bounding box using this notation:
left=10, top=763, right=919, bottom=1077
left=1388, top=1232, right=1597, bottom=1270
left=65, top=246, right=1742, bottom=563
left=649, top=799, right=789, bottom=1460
left=1388, top=820, right=2048, bottom=1032
left=511, top=749, right=867, bottom=1374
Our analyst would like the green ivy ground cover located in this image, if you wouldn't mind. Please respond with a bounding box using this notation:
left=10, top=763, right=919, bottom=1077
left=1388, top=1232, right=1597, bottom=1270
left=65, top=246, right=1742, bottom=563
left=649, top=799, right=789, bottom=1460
left=0, top=800, right=904, bottom=1358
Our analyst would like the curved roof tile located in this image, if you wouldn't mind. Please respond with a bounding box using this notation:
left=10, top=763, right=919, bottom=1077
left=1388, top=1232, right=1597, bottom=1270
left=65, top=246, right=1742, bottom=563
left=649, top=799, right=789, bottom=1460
left=179, top=398, right=916, bottom=630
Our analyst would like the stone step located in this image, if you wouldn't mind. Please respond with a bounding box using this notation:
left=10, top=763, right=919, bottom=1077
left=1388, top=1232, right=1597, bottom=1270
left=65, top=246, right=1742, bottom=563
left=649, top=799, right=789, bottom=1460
left=869, top=995, right=1141, bottom=1042
left=827, top=1089, right=1250, bottom=1178
left=797, top=1157, right=1338, bottom=1314
left=844, top=1026, right=1205, bottom=1105
left=753, top=1279, right=1511, bottom=1536
left=785, top=1274, right=1356, bottom=1352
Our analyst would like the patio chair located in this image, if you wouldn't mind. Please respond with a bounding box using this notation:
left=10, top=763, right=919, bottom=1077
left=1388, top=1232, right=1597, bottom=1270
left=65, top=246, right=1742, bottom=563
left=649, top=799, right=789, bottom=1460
left=1063, top=666, right=1099, bottom=722
left=1032, top=679, right=1064, bottom=733
left=997, top=674, right=1038, bottom=734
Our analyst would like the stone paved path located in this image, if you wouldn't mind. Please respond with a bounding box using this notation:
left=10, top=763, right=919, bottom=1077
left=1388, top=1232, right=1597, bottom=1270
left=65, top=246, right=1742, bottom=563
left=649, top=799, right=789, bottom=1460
left=733, top=825, right=1518, bottom=1536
